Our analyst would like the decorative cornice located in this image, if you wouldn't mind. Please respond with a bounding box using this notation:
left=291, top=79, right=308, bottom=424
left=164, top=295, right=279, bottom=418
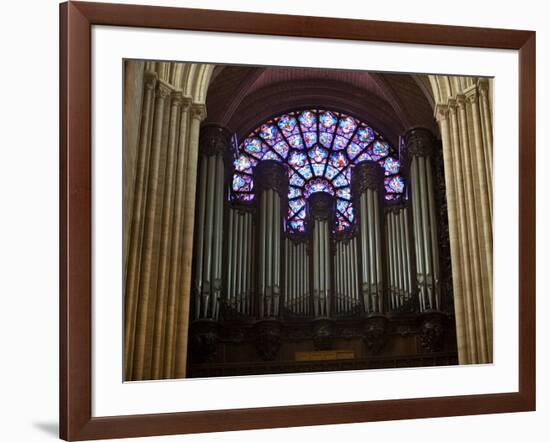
left=307, top=192, right=335, bottom=221
left=199, top=124, right=232, bottom=157
left=351, top=161, right=384, bottom=195
left=403, top=127, right=436, bottom=158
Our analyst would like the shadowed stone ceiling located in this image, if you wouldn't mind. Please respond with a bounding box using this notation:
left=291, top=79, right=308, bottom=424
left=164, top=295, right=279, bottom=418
left=204, top=65, right=438, bottom=147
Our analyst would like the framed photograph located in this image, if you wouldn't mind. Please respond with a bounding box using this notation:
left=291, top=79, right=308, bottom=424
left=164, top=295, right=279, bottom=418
left=60, top=1, right=536, bottom=440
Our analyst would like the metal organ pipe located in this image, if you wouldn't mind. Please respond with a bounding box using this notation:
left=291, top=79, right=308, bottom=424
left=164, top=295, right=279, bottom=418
left=405, top=128, right=441, bottom=312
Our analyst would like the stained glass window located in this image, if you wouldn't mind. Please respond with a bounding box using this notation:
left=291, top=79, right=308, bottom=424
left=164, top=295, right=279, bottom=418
left=231, top=109, right=405, bottom=232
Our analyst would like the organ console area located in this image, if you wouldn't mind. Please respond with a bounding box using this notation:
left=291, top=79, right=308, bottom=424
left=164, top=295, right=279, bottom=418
left=188, top=116, right=457, bottom=377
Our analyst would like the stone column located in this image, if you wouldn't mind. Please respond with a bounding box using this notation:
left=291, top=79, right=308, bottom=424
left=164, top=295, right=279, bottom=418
left=192, top=124, right=232, bottom=321
left=352, top=161, right=384, bottom=314
left=255, top=161, right=287, bottom=318
left=308, top=192, right=334, bottom=318
left=173, top=102, right=207, bottom=379
left=124, top=71, right=157, bottom=380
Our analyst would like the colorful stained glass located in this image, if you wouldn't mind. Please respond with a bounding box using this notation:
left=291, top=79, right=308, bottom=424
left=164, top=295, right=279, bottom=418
left=347, top=142, right=362, bottom=160
left=273, top=141, right=289, bottom=159
left=288, top=186, right=302, bottom=198
left=289, top=219, right=305, bottom=232
left=333, top=172, right=349, bottom=187
left=312, top=163, right=325, bottom=177
left=263, top=150, right=280, bottom=161
left=278, top=114, right=297, bottom=134
left=236, top=108, right=399, bottom=233
left=383, top=157, right=400, bottom=175
left=289, top=171, right=305, bottom=187
left=373, top=140, right=389, bottom=157
left=234, top=154, right=254, bottom=172
left=333, top=135, right=348, bottom=150
left=232, top=173, right=252, bottom=191
left=355, top=151, right=372, bottom=164
left=299, top=110, right=316, bottom=128
left=319, top=132, right=333, bottom=147
left=324, top=164, right=339, bottom=180
left=305, top=178, right=333, bottom=196
left=297, top=165, right=313, bottom=180
left=337, top=116, right=357, bottom=136
left=260, top=123, right=277, bottom=141
left=309, top=146, right=328, bottom=163
left=385, top=176, right=405, bottom=193
left=235, top=192, right=255, bottom=202
left=330, top=152, right=348, bottom=168
left=289, top=198, right=305, bottom=214
left=288, top=151, right=307, bottom=168
left=303, top=132, right=317, bottom=147
left=244, top=137, right=263, bottom=156
left=337, top=187, right=351, bottom=200
left=319, top=111, right=337, bottom=129
left=356, top=126, right=374, bottom=144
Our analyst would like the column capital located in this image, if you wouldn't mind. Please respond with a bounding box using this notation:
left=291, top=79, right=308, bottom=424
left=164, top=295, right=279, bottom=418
left=456, top=94, right=467, bottom=111
left=156, top=80, right=173, bottom=99
left=351, top=160, right=384, bottom=194
left=254, top=160, right=289, bottom=199
left=198, top=123, right=232, bottom=157
left=403, top=127, right=436, bottom=158
left=434, top=103, right=449, bottom=123
left=464, top=83, right=479, bottom=104
left=143, top=71, right=158, bottom=90
left=190, top=103, right=207, bottom=122
left=477, top=78, right=490, bottom=97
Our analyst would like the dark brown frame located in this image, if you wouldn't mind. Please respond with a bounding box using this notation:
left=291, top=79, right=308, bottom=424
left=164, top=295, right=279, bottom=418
left=59, top=1, right=536, bottom=440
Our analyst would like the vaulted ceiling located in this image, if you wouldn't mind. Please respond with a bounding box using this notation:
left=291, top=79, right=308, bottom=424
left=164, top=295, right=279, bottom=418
left=204, top=65, right=438, bottom=148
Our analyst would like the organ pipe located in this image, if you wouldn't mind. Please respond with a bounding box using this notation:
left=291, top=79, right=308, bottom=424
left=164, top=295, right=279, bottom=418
left=405, top=128, right=441, bottom=312
left=192, top=125, right=232, bottom=320
left=352, top=162, right=384, bottom=315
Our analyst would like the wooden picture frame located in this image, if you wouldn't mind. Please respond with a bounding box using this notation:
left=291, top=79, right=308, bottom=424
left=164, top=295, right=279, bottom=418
left=59, top=1, right=536, bottom=440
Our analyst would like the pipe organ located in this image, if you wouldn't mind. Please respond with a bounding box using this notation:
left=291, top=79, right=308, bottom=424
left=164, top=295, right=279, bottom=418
left=255, top=161, right=287, bottom=318
left=226, top=208, right=254, bottom=316
left=352, top=162, right=384, bottom=314
left=284, top=239, right=310, bottom=316
left=405, top=129, right=441, bottom=312
left=190, top=124, right=454, bottom=369
left=192, top=125, right=229, bottom=320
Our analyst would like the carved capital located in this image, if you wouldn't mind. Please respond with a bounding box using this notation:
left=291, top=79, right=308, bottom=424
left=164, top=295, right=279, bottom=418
left=434, top=103, right=449, bottom=123
left=143, top=71, right=158, bottom=91
left=464, top=84, right=479, bottom=105
left=170, top=91, right=183, bottom=106
left=477, top=78, right=490, bottom=98
left=190, top=103, right=207, bottom=122
left=456, top=94, right=467, bottom=111
left=447, top=98, right=457, bottom=116
left=351, top=161, right=384, bottom=195
left=156, top=80, right=172, bottom=99
left=199, top=124, right=232, bottom=157
left=254, top=160, right=289, bottom=200
left=403, top=127, right=436, bottom=158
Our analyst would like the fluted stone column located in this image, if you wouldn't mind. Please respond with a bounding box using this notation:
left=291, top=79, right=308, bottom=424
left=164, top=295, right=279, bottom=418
left=173, top=103, right=208, bottom=378
left=435, top=89, right=493, bottom=365
left=352, top=161, right=384, bottom=314
left=405, top=129, right=441, bottom=313
left=192, top=125, right=232, bottom=320
left=308, top=192, right=334, bottom=318
left=255, top=161, right=287, bottom=318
